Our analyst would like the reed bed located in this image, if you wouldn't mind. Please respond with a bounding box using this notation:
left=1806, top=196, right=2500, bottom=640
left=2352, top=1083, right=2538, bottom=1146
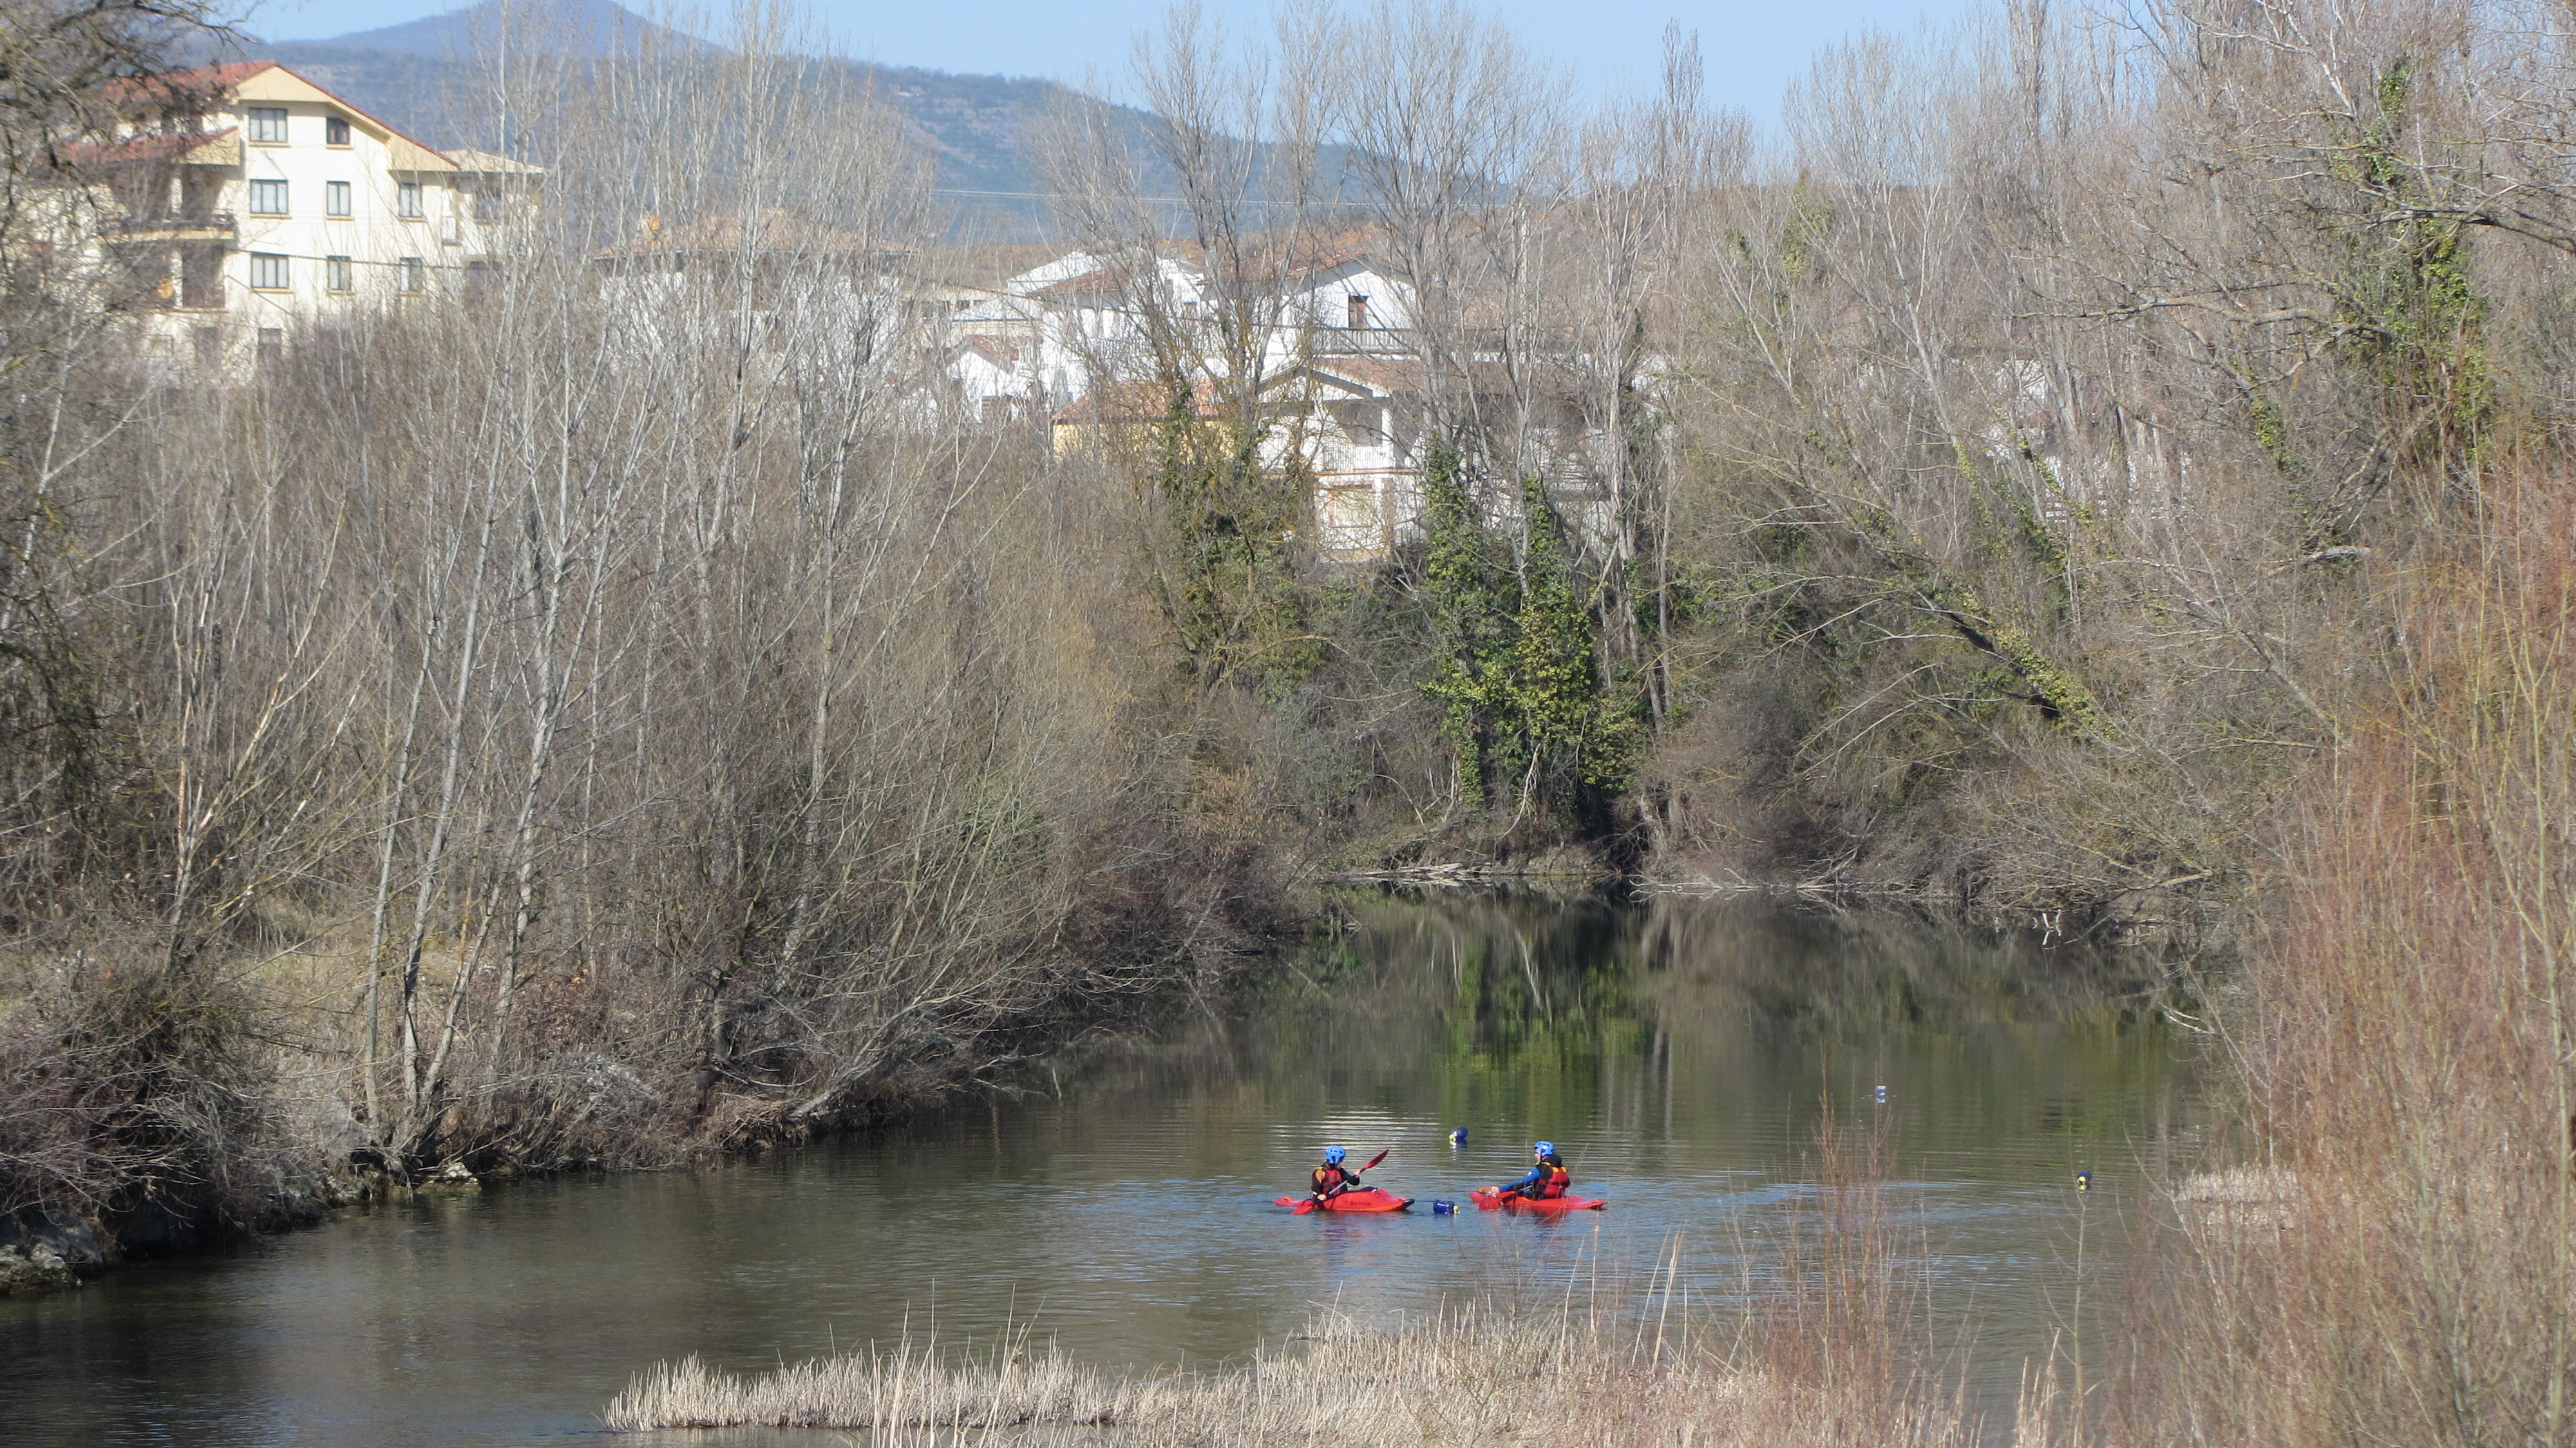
left=603, top=1302, right=1975, bottom=1445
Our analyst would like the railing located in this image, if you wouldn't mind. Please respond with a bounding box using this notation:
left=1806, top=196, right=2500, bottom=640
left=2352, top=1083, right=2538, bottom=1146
left=110, top=211, right=236, bottom=236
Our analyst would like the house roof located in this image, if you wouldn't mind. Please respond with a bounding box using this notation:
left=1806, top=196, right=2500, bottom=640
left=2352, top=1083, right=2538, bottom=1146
left=1031, top=265, right=1150, bottom=301
left=1023, top=249, right=1214, bottom=301
left=443, top=147, right=546, bottom=176
left=106, top=61, right=460, bottom=174
left=1050, top=379, right=1222, bottom=426
left=1290, top=356, right=1417, bottom=397
left=101, top=62, right=274, bottom=111
left=594, top=210, right=915, bottom=260
left=954, top=335, right=1019, bottom=366
left=925, top=242, right=1078, bottom=294
left=1285, top=247, right=1408, bottom=282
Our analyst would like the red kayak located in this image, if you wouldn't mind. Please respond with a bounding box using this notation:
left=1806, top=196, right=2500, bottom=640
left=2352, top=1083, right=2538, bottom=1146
left=1274, top=1188, right=1414, bottom=1214
left=1472, top=1186, right=1607, bottom=1212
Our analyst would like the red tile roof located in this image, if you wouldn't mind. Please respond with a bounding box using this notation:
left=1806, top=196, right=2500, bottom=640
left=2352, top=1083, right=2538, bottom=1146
left=101, top=61, right=460, bottom=173
left=1051, top=380, right=1222, bottom=425
left=595, top=209, right=913, bottom=258
left=102, top=61, right=278, bottom=111
left=1293, top=356, right=1417, bottom=395
left=1031, top=267, right=1133, bottom=300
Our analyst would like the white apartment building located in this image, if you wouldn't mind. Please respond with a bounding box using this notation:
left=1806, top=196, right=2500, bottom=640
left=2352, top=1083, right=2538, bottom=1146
left=76, top=61, right=539, bottom=366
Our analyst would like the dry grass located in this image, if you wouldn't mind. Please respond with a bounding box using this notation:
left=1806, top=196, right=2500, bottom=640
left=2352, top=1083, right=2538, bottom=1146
left=603, top=1303, right=1971, bottom=1446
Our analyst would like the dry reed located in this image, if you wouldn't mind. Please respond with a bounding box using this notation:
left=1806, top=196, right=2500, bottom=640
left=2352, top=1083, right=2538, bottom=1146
left=2099, top=469, right=2576, bottom=1448
left=603, top=1301, right=1972, bottom=1446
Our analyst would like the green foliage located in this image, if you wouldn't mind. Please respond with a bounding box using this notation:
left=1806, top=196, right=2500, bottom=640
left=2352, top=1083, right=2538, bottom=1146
left=1148, top=379, right=1318, bottom=699
left=1414, top=446, right=1641, bottom=820
left=2330, top=56, right=2497, bottom=473
left=1418, top=441, right=1519, bottom=806
left=1777, top=180, right=1835, bottom=281
left=1511, top=477, right=1642, bottom=793
left=1956, top=437, right=2079, bottom=624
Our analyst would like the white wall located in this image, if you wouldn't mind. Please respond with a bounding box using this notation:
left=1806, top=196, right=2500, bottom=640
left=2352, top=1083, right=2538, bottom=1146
left=119, top=69, right=527, bottom=363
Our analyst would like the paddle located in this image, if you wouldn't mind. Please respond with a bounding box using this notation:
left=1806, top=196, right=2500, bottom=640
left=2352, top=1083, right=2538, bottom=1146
left=1281, top=1148, right=1391, bottom=1214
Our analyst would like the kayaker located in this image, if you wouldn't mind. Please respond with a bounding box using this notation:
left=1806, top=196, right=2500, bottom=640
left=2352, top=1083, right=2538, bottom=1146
left=1499, top=1141, right=1572, bottom=1201
left=1310, top=1145, right=1364, bottom=1203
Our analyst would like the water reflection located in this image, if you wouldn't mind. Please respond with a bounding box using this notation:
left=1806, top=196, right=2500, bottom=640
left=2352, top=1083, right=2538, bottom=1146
left=0, top=895, right=2197, bottom=1446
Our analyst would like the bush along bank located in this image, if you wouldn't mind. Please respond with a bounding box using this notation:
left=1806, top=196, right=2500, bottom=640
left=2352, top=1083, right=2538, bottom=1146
left=0, top=839, right=1290, bottom=1296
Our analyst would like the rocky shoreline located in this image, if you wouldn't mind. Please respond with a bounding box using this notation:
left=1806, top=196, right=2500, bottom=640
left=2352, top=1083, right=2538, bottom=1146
left=0, top=1159, right=498, bottom=1297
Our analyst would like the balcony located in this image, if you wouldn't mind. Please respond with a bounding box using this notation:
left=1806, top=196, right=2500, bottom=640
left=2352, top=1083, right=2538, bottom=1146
left=109, top=211, right=236, bottom=242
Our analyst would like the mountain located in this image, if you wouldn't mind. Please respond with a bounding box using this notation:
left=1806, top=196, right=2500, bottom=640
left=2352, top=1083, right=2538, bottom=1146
left=216, top=0, right=1158, bottom=237
left=289, top=0, right=710, bottom=57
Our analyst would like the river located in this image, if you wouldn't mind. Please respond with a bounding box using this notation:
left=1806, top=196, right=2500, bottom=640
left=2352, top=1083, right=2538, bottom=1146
left=0, top=893, right=2199, bottom=1445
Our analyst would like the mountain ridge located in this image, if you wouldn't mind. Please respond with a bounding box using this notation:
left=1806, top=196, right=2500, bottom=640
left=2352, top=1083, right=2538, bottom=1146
left=218, top=0, right=1142, bottom=236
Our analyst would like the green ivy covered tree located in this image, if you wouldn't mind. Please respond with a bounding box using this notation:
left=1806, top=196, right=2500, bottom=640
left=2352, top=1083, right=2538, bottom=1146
left=1415, top=444, right=1640, bottom=824
left=1419, top=441, right=1519, bottom=807
left=1146, top=378, right=1318, bottom=698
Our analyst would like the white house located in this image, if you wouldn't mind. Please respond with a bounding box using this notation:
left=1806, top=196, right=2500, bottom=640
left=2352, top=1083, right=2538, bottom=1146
left=587, top=212, right=912, bottom=382
left=942, top=334, right=1036, bottom=422
left=943, top=251, right=1217, bottom=408
left=1256, top=356, right=1425, bottom=559
left=938, top=247, right=1418, bottom=415
left=1270, top=251, right=1416, bottom=359
left=71, top=61, right=539, bottom=367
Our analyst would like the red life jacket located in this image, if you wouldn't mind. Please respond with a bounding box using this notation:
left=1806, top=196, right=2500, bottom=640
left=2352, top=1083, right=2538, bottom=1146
left=1312, top=1165, right=1358, bottom=1195
left=1537, top=1163, right=1570, bottom=1199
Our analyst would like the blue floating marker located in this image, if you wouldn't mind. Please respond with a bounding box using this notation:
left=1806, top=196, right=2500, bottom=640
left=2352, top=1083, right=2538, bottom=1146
left=1875, top=1085, right=1888, bottom=1103
left=1431, top=1199, right=1456, bottom=1214
left=1448, top=1127, right=1468, bottom=1147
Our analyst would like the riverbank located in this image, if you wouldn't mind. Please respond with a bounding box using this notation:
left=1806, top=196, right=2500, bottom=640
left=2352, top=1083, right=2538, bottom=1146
left=1, top=892, right=2184, bottom=1445
left=0, top=891, right=1281, bottom=1298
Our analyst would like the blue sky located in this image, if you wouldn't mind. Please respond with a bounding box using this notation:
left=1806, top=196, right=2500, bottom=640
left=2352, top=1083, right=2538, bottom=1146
left=246, top=0, right=1969, bottom=119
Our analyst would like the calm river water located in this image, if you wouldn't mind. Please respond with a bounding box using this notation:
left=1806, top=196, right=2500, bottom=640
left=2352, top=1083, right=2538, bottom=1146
left=1, top=893, right=2199, bottom=1445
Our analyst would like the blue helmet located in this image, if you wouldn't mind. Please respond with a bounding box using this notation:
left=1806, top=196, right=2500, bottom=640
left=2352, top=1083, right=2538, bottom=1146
left=1324, top=1145, right=1347, bottom=1165
left=1533, top=1141, right=1556, bottom=1157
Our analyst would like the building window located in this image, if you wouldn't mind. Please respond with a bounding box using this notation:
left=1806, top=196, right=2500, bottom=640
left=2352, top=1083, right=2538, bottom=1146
left=325, top=255, right=352, bottom=292
left=325, top=115, right=350, bottom=146
left=193, top=326, right=220, bottom=367
left=181, top=247, right=222, bottom=308
left=397, top=182, right=423, bottom=219
left=248, top=252, right=289, bottom=291
left=120, top=246, right=169, bottom=307
left=258, top=328, right=284, bottom=367
left=1347, top=294, right=1370, bottom=330
left=326, top=181, right=350, bottom=218
left=247, top=107, right=288, bottom=144
left=398, top=256, right=423, bottom=293
left=248, top=178, right=287, bottom=215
